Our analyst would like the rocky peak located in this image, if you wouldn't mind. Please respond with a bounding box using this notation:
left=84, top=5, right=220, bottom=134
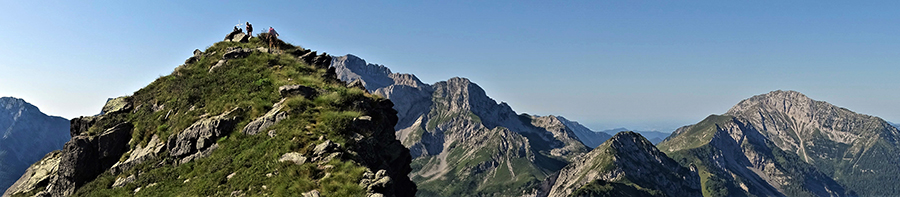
left=543, top=131, right=700, bottom=197
left=0, top=97, right=41, bottom=124
left=605, top=131, right=656, bottom=152
left=331, top=54, right=428, bottom=91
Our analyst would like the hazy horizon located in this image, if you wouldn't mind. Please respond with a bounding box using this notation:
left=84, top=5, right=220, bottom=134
left=2, top=1, right=899, bottom=132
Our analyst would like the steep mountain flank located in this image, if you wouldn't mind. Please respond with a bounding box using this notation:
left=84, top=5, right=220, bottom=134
left=658, top=115, right=849, bottom=197
left=0, top=98, right=69, bottom=193
left=723, top=90, right=900, bottom=196
left=543, top=131, right=701, bottom=197
left=6, top=34, right=415, bottom=196
left=557, top=116, right=611, bottom=148
left=332, top=55, right=592, bottom=196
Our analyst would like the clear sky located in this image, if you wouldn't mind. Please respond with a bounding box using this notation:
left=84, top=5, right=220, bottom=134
left=1, top=1, right=898, bottom=132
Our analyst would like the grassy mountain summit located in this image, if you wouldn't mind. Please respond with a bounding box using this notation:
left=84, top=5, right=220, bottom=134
left=6, top=33, right=415, bottom=196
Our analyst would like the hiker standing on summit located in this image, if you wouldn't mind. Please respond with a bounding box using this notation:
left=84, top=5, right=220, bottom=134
left=245, top=22, right=253, bottom=37
left=267, top=27, right=279, bottom=49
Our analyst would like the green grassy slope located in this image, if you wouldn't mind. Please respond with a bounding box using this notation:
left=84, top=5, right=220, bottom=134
left=21, top=37, right=414, bottom=196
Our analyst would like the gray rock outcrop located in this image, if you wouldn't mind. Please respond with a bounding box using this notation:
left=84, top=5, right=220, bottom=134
left=100, top=96, right=131, bottom=115
left=242, top=99, right=288, bottom=135
left=166, top=108, right=241, bottom=164
left=46, top=122, right=133, bottom=196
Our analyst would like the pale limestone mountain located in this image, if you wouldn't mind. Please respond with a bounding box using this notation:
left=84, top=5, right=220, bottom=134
left=331, top=54, right=593, bottom=196
left=0, top=97, right=69, bottom=194
left=722, top=90, right=900, bottom=196
left=542, top=131, right=701, bottom=197
left=658, top=114, right=849, bottom=197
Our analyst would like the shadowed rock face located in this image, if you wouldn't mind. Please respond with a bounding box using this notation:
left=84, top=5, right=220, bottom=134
left=332, top=54, right=596, bottom=196
left=543, top=131, right=700, bottom=197
left=0, top=97, right=69, bottom=194
left=723, top=90, right=900, bottom=196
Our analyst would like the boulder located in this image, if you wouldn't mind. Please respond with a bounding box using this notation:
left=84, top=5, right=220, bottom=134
left=278, top=152, right=308, bottom=165
left=243, top=99, right=288, bottom=135
left=230, top=32, right=249, bottom=43
left=224, top=28, right=243, bottom=41
left=302, top=190, right=320, bottom=197
left=109, top=134, right=165, bottom=175
left=70, top=116, right=98, bottom=137
left=111, top=174, right=136, bottom=188
left=184, top=49, right=203, bottom=64
left=223, top=47, right=252, bottom=60
left=278, top=85, right=317, bottom=99
left=167, top=108, right=241, bottom=160
left=209, top=60, right=227, bottom=73
left=348, top=79, right=367, bottom=91
left=313, top=140, right=338, bottom=157
left=101, top=96, right=132, bottom=115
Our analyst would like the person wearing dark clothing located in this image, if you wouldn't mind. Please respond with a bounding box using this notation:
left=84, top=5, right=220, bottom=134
left=267, top=27, right=280, bottom=49
left=245, top=22, right=253, bottom=37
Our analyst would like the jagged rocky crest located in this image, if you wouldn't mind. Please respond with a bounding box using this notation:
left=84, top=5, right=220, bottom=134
left=332, top=54, right=600, bottom=196
left=6, top=33, right=415, bottom=196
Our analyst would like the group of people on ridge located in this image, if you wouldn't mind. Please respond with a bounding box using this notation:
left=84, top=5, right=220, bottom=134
left=235, top=21, right=280, bottom=48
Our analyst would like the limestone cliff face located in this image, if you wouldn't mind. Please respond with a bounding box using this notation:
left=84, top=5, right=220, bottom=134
left=724, top=90, right=900, bottom=196
left=331, top=54, right=593, bottom=196
left=543, top=131, right=701, bottom=197
left=0, top=98, right=69, bottom=194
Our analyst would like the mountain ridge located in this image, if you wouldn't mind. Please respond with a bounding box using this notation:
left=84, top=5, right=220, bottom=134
left=331, top=54, right=596, bottom=196
left=722, top=90, right=900, bottom=196
left=0, top=97, right=70, bottom=194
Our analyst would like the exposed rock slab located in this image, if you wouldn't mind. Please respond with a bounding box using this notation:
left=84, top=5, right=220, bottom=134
left=242, top=99, right=288, bottom=135
left=167, top=108, right=241, bottom=163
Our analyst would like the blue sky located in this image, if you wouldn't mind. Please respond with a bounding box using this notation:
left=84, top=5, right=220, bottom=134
left=1, top=1, right=898, bottom=131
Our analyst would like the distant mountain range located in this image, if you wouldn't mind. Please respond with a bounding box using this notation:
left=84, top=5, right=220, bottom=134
left=599, top=128, right=669, bottom=144
left=331, top=54, right=900, bottom=196
left=0, top=97, right=69, bottom=193
left=333, top=54, right=600, bottom=196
